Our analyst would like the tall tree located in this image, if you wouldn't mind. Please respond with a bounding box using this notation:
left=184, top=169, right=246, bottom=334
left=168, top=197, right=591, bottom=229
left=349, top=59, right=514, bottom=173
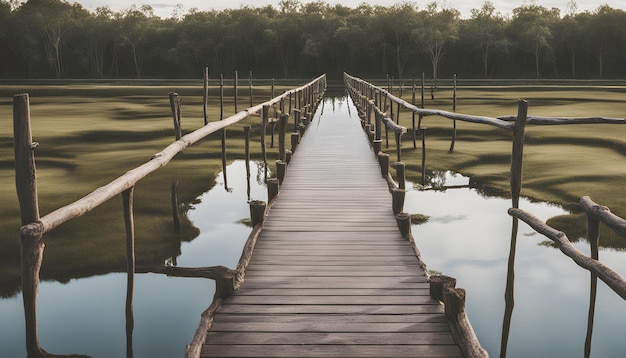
left=118, top=5, right=156, bottom=78
left=583, top=5, right=626, bottom=78
left=464, top=1, right=508, bottom=78
left=417, top=2, right=459, bottom=82
left=509, top=4, right=559, bottom=78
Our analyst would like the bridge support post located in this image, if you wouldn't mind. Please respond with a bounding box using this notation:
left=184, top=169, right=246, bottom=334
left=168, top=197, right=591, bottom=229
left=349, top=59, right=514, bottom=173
left=395, top=212, right=411, bottom=239
left=395, top=162, right=406, bottom=190
left=377, top=152, right=389, bottom=177
left=249, top=200, right=267, bottom=227
left=267, top=179, right=279, bottom=203
left=276, top=160, right=287, bottom=184
left=392, top=188, right=405, bottom=215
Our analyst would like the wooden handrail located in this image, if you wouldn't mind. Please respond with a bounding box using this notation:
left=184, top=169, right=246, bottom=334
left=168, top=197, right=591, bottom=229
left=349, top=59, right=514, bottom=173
left=499, top=115, right=626, bottom=125
left=580, top=196, right=626, bottom=236
left=19, top=75, right=326, bottom=238
left=344, top=72, right=515, bottom=131
left=509, top=207, right=626, bottom=300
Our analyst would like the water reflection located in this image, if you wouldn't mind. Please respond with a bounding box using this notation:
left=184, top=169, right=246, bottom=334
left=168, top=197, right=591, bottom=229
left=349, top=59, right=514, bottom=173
left=1, top=160, right=267, bottom=357
left=407, top=170, right=626, bottom=357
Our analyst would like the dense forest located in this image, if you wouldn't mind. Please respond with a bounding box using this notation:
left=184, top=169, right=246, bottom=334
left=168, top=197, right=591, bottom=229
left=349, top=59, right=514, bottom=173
left=1, top=0, right=626, bottom=80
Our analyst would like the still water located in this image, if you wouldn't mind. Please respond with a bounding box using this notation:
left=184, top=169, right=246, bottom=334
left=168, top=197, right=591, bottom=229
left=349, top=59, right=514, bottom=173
left=2, top=96, right=626, bottom=357
left=0, top=161, right=268, bottom=357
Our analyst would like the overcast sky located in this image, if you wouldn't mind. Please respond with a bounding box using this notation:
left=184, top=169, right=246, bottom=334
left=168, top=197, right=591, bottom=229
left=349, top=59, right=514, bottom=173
left=70, top=0, right=626, bottom=19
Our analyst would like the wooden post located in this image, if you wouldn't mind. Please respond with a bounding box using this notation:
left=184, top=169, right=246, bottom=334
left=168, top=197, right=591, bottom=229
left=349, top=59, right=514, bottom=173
left=221, top=129, right=228, bottom=191
left=276, top=160, right=286, bottom=184
left=395, top=131, right=402, bottom=163
left=510, top=100, right=528, bottom=209
left=429, top=275, right=457, bottom=302
left=374, top=111, right=382, bottom=141
left=419, top=73, right=425, bottom=129
left=421, top=128, right=427, bottom=186
left=412, top=80, right=417, bottom=148
left=378, top=152, right=389, bottom=178
left=267, top=178, right=279, bottom=203
left=13, top=94, right=40, bottom=225
left=168, top=92, right=182, bottom=140
left=249, top=71, right=253, bottom=107
left=171, top=181, right=181, bottom=231
left=249, top=200, right=266, bottom=227
left=203, top=67, right=209, bottom=126
left=244, top=125, right=250, bottom=179
left=271, top=79, right=275, bottom=99
left=449, top=74, right=457, bottom=152
left=14, top=94, right=46, bottom=358
left=285, top=150, right=293, bottom=164
left=396, top=162, right=406, bottom=190
left=234, top=71, right=238, bottom=113
left=392, top=188, right=405, bottom=215
left=122, top=187, right=135, bottom=358
left=219, top=74, right=224, bottom=120
left=291, top=133, right=300, bottom=153
left=395, top=212, right=411, bottom=239
left=261, top=105, right=269, bottom=177
left=373, top=140, right=382, bottom=155
left=279, top=113, right=288, bottom=161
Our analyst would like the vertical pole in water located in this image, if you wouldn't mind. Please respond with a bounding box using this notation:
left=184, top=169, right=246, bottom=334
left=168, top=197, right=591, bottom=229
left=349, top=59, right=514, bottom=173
left=203, top=67, right=209, bottom=126
left=449, top=74, right=457, bottom=152
left=395, top=131, right=402, bottom=163
left=249, top=71, right=253, bottom=108
left=219, top=74, right=224, bottom=120
left=412, top=79, right=417, bottom=148
left=419, top=73, right=425, bottom=129
left=271, top=79, right=275, bottom=99
left=510, top=100, right=528, bottom=209
left=14, top=93, right=45, bottom=358
left=584, top=208, right=600, bottom=358
left=234, top=71, right=238, bottom=113
left=396, top=162, right=406, bottom=190
left=261, top=105, right=269, bottom=181
left=279, top=114, right=288, bottom=161
left=122, top=187, right=135, bottom=358
left=244, top=126, right=251, bottom=200
left=171, top=181, right=181, bottom=231
left=168, top=92, right=182, bottom=140
left=421, top=128, right=427, bottom=186
left=221, top=129, right=228, bottom=191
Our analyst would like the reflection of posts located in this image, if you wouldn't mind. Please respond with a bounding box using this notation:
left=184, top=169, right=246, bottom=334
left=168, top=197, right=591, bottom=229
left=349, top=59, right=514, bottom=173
left=171, top=181, right=181, bottom=231
left=122, top=188, right=135, bottom=358
left=500, top=216, right=519, bottom=358
left=584, top=202, right=601, bottom=358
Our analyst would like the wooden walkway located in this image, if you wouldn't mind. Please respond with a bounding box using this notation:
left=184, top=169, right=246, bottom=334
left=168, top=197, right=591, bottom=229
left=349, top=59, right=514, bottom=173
left=201, top=99, right=462, bottom=357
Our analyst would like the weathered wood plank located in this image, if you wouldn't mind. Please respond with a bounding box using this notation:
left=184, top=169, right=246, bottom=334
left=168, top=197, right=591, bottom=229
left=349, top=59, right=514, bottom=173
left=210, top=314, right=447, bottom=324
left=202, top=344, right=462, bottom=357
left=223, top=295, right=439, bottom=305
left=205, top=331, right=455, bottom=345
left=234, top=288, right=430, bottom=296
left=215, top=304, right=445, bottom=315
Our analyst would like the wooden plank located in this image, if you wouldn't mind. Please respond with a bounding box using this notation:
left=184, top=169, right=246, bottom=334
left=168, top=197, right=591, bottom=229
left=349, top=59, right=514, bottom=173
left=216, top=304, right=445, bottom=315
left=210, top=314, right=447, bottom=324
left=202, top=344, right=462, bottom=357
left=205, top=332, right=455, bottom=345
left=234, top=288, right=430, bottom=296
left=223, top=295, right=439, bottom=305
left=210, top=321, right=451, bottom=333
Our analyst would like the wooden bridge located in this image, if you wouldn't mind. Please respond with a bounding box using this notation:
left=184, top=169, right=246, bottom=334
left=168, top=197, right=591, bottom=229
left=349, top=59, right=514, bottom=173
left=196, top=94, right=482, bottom=357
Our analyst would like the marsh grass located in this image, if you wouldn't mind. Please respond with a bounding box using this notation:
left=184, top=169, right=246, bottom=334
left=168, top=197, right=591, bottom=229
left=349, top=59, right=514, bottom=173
left=0, top=82, right=287, bottom=296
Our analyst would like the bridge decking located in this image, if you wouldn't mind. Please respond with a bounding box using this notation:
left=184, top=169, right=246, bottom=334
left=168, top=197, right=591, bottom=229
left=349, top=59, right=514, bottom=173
left=201, top=99, right=461, bottom=357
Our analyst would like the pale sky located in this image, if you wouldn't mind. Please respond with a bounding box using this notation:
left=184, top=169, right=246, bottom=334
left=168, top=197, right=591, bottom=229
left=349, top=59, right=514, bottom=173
left=70, top=0, right=626, bottom=19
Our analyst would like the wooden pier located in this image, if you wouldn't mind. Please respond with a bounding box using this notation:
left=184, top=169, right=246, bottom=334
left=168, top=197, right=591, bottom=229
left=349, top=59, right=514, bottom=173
left=201, top=100, right=463, bottom=357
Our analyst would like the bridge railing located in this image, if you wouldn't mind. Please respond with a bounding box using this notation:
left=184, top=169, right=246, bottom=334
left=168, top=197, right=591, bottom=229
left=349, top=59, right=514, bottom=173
left=12, top=73, right=327, bottom=358
left=344, top=71, right=626, bottom=357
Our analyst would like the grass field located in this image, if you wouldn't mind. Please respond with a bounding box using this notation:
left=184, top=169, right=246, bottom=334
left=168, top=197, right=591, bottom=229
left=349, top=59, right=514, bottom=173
left=0, top=81, right=293, bottom=297
left=1, top=81, right=626, bottom=297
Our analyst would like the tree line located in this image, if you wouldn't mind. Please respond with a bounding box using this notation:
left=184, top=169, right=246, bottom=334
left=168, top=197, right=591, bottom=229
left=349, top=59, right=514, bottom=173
left=1, top=0, right=626, bottom=80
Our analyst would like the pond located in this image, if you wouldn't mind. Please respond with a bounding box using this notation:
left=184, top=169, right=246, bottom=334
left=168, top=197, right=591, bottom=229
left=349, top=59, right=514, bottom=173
left=2, top=95, right=626, bottom=357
